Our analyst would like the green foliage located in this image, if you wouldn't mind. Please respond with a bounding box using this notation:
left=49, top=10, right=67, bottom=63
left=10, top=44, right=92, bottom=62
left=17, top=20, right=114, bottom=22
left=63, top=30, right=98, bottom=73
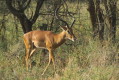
left=0, top=0, right=9, bottom=14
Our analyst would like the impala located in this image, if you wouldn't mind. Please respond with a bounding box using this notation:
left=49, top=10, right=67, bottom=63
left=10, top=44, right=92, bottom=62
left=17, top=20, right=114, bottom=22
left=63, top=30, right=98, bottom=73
left=23, top=8, right=76, bottom=75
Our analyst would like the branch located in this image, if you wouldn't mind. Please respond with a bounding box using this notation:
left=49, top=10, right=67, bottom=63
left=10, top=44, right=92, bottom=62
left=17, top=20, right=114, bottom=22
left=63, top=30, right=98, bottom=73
left=39, top=11, right=76, bottom=16
left=6, top=0, right=20, bottom=17
left=22, top=0, right=31, bottom=11
left=31, top=0, right=44, bottom=23
left=55, top=6, right=70, bottom=28
left=62, top=0, right=75, bottom=27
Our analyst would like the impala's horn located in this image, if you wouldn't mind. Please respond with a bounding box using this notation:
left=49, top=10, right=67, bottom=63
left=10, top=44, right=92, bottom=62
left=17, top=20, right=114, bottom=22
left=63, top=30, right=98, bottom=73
left=55, top=7, right=70, bottom=28
left=70, top=18, right=75, bottom=28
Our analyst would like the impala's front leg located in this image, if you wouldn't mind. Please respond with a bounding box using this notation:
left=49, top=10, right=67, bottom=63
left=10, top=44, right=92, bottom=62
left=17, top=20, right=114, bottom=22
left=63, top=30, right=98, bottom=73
left=42, top=49, right=55, bottom=75
left=51, top=51, right=56, bottom=73
left=24, top=38, right=31, bottom=70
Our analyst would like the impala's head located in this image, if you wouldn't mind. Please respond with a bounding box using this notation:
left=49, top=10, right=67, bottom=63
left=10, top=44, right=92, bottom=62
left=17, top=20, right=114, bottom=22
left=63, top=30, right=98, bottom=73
left=55, top=6, right=76, bottom=41
left=61, top=25, right=76, bottom=42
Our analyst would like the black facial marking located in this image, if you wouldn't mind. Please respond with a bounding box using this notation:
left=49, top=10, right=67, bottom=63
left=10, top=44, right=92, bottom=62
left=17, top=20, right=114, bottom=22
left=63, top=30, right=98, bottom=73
left=68, top=30, right=71, bottom=34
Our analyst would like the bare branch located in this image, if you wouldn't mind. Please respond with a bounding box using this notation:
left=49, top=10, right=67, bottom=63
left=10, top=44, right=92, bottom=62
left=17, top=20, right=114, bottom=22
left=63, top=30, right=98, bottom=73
left=55, top=6, right=70, bottom=28
left=32, top=0, right=44, bottom=23
left=70, top=18, right=75, bottom=28
left=62, top=0, right=75, bottom=28
left=39, top=11, right=76, bottom=16
left=6, top=0, right=20, bottom=17
left=22, top=0, right=31, bottom=11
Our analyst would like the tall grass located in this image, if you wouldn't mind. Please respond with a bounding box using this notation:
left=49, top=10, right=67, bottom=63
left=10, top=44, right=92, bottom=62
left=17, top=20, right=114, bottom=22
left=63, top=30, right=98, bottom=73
left=60, top=39, right=119, bottom=80
left=0, top=36, right=118, bottom=80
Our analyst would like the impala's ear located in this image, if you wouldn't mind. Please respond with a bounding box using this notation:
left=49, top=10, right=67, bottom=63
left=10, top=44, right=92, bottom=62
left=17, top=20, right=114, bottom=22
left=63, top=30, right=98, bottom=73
left=61, top=26, right=67, bottom=31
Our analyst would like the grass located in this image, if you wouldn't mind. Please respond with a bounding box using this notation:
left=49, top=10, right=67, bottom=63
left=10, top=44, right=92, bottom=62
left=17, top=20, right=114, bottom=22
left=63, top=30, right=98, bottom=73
left=0, top=37, right=119, bottom=80
left=60, top=39, right=119, bottom=80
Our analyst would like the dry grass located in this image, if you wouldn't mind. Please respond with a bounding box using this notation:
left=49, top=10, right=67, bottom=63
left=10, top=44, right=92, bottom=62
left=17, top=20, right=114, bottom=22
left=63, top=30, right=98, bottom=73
left=0, top=37, right=119, bottom=80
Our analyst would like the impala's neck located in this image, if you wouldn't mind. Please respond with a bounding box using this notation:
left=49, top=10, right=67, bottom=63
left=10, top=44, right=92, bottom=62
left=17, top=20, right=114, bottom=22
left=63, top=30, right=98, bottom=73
left=54, top=31, right=66, bottom=47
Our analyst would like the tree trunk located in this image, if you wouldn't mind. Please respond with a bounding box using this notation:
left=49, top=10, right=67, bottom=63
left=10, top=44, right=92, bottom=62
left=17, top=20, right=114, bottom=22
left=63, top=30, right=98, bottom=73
left=19, top=16, right=32, bottom=33
left=104, top=0, right=117, bottom=41
left=96, top=1, right=104, bottom=40
left=109, top=2, right=116, bottom=41
left=6, top=0, right=45, bottom=33
left=88, top=0, right=104, bottom=40
left=88, top=0, right=98, bottom=38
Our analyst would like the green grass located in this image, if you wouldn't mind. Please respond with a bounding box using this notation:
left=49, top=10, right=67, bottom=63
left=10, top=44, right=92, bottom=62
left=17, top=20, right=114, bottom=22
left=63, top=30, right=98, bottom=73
left=0, top=38, right=118, bottom=80
left=60, top=39, right=119, bottom=80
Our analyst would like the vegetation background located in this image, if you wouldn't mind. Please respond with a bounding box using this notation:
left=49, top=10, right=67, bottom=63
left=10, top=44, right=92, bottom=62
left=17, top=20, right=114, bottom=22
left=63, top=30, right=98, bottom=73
left=0, top=0, right=119, bottom=80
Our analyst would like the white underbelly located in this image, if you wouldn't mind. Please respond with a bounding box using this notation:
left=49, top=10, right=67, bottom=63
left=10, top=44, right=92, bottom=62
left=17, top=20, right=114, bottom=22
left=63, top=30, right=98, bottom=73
left=37, top=47, right=47, bottom=49
left=33, top=41, right=46, bottom=49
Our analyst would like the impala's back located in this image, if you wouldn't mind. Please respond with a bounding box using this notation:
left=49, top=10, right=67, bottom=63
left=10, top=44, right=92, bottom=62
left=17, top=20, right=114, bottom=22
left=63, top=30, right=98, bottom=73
left=23, top=30, right=55, bottom=49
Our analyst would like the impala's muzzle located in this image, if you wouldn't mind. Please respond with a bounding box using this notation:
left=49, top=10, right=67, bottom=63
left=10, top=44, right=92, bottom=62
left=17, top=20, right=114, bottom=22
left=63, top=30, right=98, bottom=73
left=71, top=36, right=76, bottom=42
left=74, top=37, right=77, bottom=41
left=73, top=37, right=77, bottom=42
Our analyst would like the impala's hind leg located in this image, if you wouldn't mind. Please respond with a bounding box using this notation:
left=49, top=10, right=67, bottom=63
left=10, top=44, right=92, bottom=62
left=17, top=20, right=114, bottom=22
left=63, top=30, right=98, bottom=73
left=23, top=38, right=32, bottom=70
left=25, top=47, right=30, bottom=70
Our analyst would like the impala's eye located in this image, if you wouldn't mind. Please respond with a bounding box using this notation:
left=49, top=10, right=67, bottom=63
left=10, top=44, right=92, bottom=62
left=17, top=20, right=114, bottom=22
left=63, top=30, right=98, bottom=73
left=68, top=30, right=71, bottom=34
